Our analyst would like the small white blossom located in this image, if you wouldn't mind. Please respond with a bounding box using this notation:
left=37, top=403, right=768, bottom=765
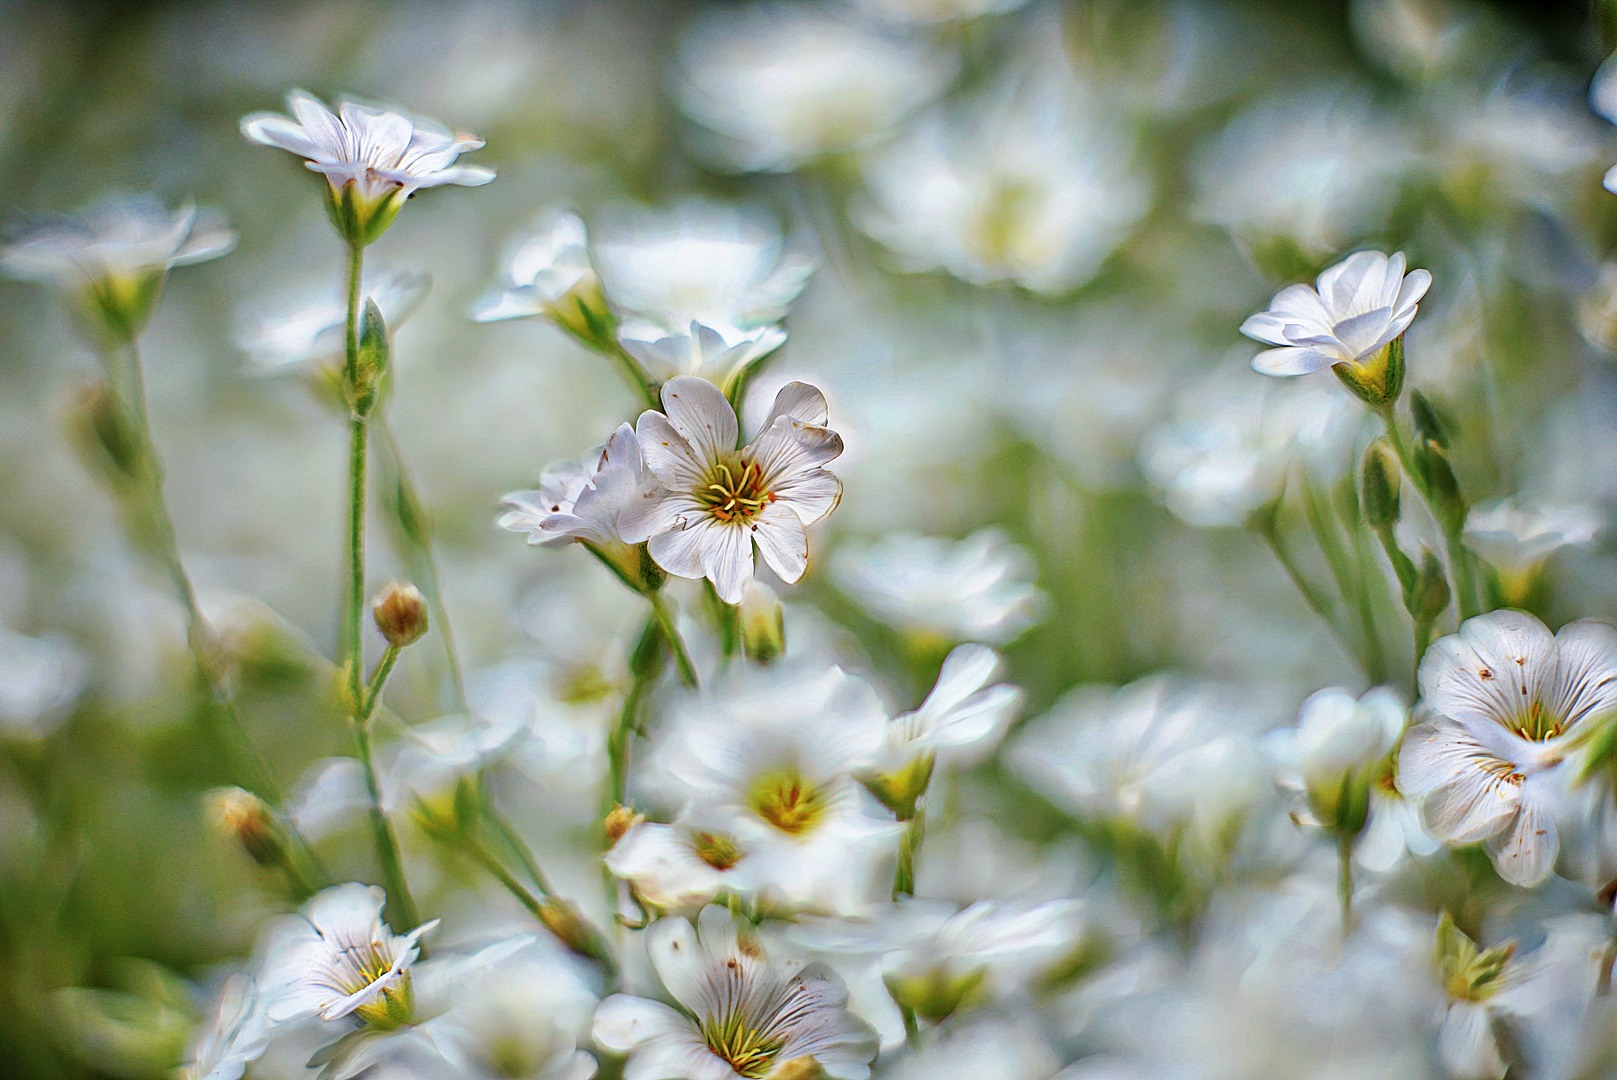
left=470, top=210, right=607, bottom=342
left=1241, top=249, right=1431, bottom=378
left=621, top=323, right=787, bottom=398
left=594, top=906, right=878, bottom=1079
left=241, top=90, right=493, bottom=244
left=592, top=200, right=815, bottom=339
left=180, top=976, right=270, bottom=1080
left=237, top=270, right=430, bottom=376
left=830, top=529, right=1045, bottom=645
left=500, top=423, right=657, bottom=585
left=1462, top=498, right=1601, bottom=597
left=1399, top=610, right=1617, bottom=886
left=676, top=5, right=956, bottom=172
left=622, top=377, right=843, bottom=605
left=857, top=80, right=1148, bottom=294
left=1268, top=687, right=1405, bottom=796
left=257, top=883, right=438, bottom=1028
left=607, top=804, right=766, bottom=915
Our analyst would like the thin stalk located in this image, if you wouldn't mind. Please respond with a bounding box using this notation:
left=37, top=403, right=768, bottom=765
left=485, top=802, right=555, bottom=898
left=359, top=645, right=401, bottom=725
left=456, top=832, right=618, bottom=980
left=646, top=591, right=699, bottom=689
left=1255, top=515, right=1366, bottom=676
left=608, top=644, right=654, bottom=809
left=901, top=1005, right=922, bottom=1050
left=375, top=416, right=466, bottom=711
left=604, top=341, right=662, bottom=411
left=892, top=808, right=925, bottom=900
left=1376, top=406, right=1480, bottom=621
left=1337, top=833, right=1355, bottom=939
left=1301, top=481, right=1386, bottom=683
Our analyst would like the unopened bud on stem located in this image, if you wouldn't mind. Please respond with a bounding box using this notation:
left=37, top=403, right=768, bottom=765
left=1359, top=438, right=1401, bottom=530
left=372, top=581, right=428, bottom=648
left=206, top=786, right=286, bottom=869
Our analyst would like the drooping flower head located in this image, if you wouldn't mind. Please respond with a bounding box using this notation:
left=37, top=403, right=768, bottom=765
left=1, top=194, right=236, bottom=339
left=621, top=323, right=788, bottom=401
left=471, top=209, right=610, bottom=345
left=1266, top=686, right=1406, bottom=838
left=257, top=883, right=438, bottom=1030
left=242, top=90, right=494, bottom=246
left=622, top=377, right=843, bottom=604
left=500, top=423, right=659, bottom=589
left=594, top=907, right=878, bottom=1079
left=1399, top=610, right=1617, bottom=886
left=1241, top=250, right=1431, bottom=406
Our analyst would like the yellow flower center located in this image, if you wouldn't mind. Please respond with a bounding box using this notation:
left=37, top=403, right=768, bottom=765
left=691, top=830, right=744, bottom=871
left=699, top=455, right=775, bottom=524
left=702, top=1007, right=785, bottom=1078
left=746, top=769, right=830, bottom=837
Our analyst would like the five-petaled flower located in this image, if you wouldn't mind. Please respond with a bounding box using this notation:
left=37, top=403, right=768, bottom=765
left=621, top=376, right=843, bottom=604
left=1399, top=610, right=1617, bottom=887
left=1240, top=249, right=1431, bottom=405
left=241, top=90, right=494, bottom=246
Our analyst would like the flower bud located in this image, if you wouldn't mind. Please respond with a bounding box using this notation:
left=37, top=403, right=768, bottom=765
left=1412, top=549, right=1451, bottom=625
left=860, top=752, right=936, bottom=822
left=539, top=897, right=614, bottom=969
left=372, top=581, right=428, bottom=648
left=1276, top=688, right=1404, bottom=838
left=1410, top=389, right=1450, bottom=450
left=348, top=299, right=389, bottom=418
left=326, top=179, right=405, bottom=249
left=1419, top=442, right=1465, bottom=534
left=1359, top=438, right=1401, bottom=530
left=1331, top=335, right=1405, bottom=407
left=68, top=381, right=143, bottom=482
left=205, top=786, right=287, bottom=869
left=740, top=580, right=786, bottom=665
left=885, top=966, right=987, bottom=1024
left=1435, top=913, right=1515, bottom=1003
left=604, top=804, right=645, bottom=845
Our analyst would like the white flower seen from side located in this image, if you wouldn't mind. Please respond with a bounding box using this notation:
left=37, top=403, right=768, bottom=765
left=829, top=528, right=1046, bottom=645
left=1399, top=610, right=1617, bottom=886
left=1462, top=497, right=1601, bottom=604
left=620, top=322, right=787, bottom=399
left=470, top=209, right=608, bottom=344
left=179, top=975, right=271, bottom=1080
left=256, top=882, right=438, bottom=1029
left=241, top=89, right=494, bottom=245
left=593, top=906, right=878, bottom=1079
left=237, top=270, right=430, bottom=377
left=622, top=377, right=843, bottom=605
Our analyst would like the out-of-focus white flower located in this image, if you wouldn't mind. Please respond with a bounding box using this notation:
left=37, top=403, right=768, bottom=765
left=1192, top=88, right=1416, bottom=256
left=594, top=907, right=878, bottom=1079
left=180, top=975, right=270, bottom=1080
left=257, top=883, right=438, bottom=1028
left=237, top=270, right=430, bottom=377
left=606, top=804, right=765, bottom=915
left=1140, top=366, right=1359, bottom=528
left=857, top=79, right=1148, bottom=294
left=1356, top=762, right=1442, bottom=872
left=1, top=194, right=235, bottom=336
left=0, top=625, right=87, bottom=740
left=1241, top=249, right=1431, bottom=379
left=878, top=1013, right=1060, bottom=1080
left=1463, top=498, right=1601, bottom=603
left=1399, top=610, right=1617, bottom=886
left=592, top=201, right=815, bottom=339
left=500, top=422, right=657, bottom=587
left=1432, top=77, right=1602, bottom=204
left=830, top=529, right=1046, bottom=645
left=241, top=90, right=493, bottom=245
left=621, top=323, right=787, bottom=399
left=470, top=210, right=609, bottom=344
left=622, top=377, right=843, bottom=604
left=643, top=663, right=900, bottom=915
left=1350, top=0, right=1478, bottom=80
left=859, top=644, right=1023, bottom=815
left=1009, top=675, right=1268, bottom=845
left=853, top=0, right=1032, bottom=24
left=676, top=5, right=956, bottom=172
left=794, top=897, right=1081, bottom=1026
left=1267, top=687, right=1406, bottom=837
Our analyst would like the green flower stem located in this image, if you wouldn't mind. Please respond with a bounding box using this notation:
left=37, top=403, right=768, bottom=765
left=484, top=801, right=555, bottom=898
left=608, top=623, right=657, bottom=811
left=374, top=416, right=466, bottom=711
left=901, top=1004, right=922, bottom=1050
left=892, top=807, right=925, bottom=900
left=1337, top=832, right=1355, bottom=939
left=1254, top=512, right=1366, bottom=676
left=1376, top=406, right=1480, bottom=621
left=647, top=591, right=699, bottom=689
left=359, top=645, right=401, bottom=725
left=455, top=832, right=617, bottom=979
left=605, top=341, right=662, bottom=411
left=340, top=240, right=417, bottom=927
left=1301, top=481, right=1386, bottom=684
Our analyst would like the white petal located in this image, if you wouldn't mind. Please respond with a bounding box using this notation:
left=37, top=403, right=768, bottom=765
left=1398, top=722, right=1520, bottom=844
left=701, top=522, right=755, bottom=604
left=750, top=502, right=809, bottom=584
left=1438, top=1003, right=1507, bottom=1080
left=769, top=467, right=843, bottom=526
left=1548, top=619, right=1617, bottom=728
left=1251, top=346, right=1335, bottom=376
left=1419, top=610, right=1557, bottom=731
left=761, top=381, right=830, bottom=428
left=645, top=916, right=707, bottom=1014
left=636, top=411, right=708, bottom=491
left=592, top=995, right=689, bottom=1053
left=646, top=516, right=717, bottom=579
left=1487, top=784, right=1558, bottom=887
left=660, top=377, right=738, bottom=466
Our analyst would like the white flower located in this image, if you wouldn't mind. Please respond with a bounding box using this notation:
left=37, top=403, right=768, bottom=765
left=856, top=80, right=1148, bottom=294
left=257, top=883, right=438, bottom=1028
left=620, top=323, right=787, bottom=398
left=1241, top=249, right=1431, bottom=378
left=1399, top=610, right=1617, bottom=886
left=829, top=529, right=1045, bottom=645
left=0, top=625, right=87, bottom=740
left=1, top=194, right=235, bottom=335
left=471, top=210, right=607, bottom=342
left=241, top=90, right=493, bottom=244
left=877, top=1014, right=1059, bottom=1080
left=1009, top=676, right=1268, bottom=845
left=593, top=907, right=878, bottom=1079
left=1462, top=498, right=1601, bottom=599
left=1268, top=687, right=1405, bottom=796
left=606, top=804, right=765, bottom=915
left=180, top=976, right=270, bottom=1080
left=1355, top=762, right=1442, bottom=872
left=500, top=423, right=657, bottom=586
left=676, top=5, right=956, bottom=172
left=643, top=663, right=900, bottom=915
left=622, top=377, right=843, bottom=604
left=859, top=644, right=1023, bottom=814
left=591, top=200, right=815, bottom=338
left=237, top=270, right=430, bottom=376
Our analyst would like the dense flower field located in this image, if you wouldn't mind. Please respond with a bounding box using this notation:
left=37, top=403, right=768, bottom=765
left=4, top=1, right=1617, bottom=1077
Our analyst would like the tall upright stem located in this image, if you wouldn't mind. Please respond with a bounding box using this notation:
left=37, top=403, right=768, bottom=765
left=341, top=241, right=416, bottom=925
left=1377, top=406, right=1479, bottom=621
left=647, top=592, right=698, bottom=689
